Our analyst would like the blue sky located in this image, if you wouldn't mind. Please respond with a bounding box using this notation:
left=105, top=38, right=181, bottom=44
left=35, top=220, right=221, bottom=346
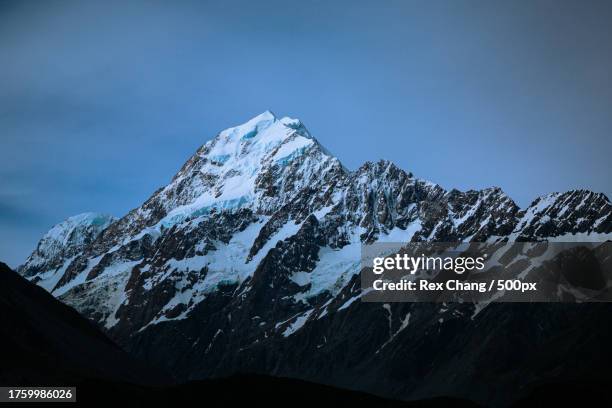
left=1, top=0, right=611, bottom=267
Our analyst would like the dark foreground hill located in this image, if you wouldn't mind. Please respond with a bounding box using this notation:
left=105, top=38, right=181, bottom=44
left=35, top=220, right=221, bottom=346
left=3, top=260, right=612, bottom=407
left=0, top=261, right=167, bottom=386
left=0, top=261, right=470, bottom=407
left=72, top=375, right=480, bottom=408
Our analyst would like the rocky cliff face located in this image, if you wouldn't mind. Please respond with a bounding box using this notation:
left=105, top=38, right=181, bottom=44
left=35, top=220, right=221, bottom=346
left=19, top=111, right=612, bottom=405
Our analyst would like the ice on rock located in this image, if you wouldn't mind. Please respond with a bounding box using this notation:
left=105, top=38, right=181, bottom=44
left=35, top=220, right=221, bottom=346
left=18, top=212, right=116, bottom=294
left=44, top=212, right=115, bottom=244
left=273, top=136, right=314, bottom=165
left=22, top=212, right=115, bottom=270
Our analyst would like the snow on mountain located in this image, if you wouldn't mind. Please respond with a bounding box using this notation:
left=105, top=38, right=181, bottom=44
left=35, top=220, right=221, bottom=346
left=20, top=112, right=612, bottom=326
left=18, top=212, right=116, bottom=291
left=17, top=111, right=612, bottom=404
left=158, top=110, right=333, bottom=223
left=512, top=190, right=612, bottom=239
left=20, top=112, right=612, bottom=325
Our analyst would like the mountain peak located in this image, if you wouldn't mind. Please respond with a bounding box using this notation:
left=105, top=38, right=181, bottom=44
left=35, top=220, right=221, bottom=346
left=18, top=212, right=115, bottom=284
left=219, top=110, right=277, bottom=141
left=216, top=111, right=312, bottom=146
left=259, top=109, right=277, bottom=119
left=206, top=111, right=321, bottom=167
left=126, top=111, right=342, bottom=231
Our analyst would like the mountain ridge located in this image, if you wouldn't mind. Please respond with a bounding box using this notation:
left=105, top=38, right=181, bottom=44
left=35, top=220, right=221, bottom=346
left=18, top=111, right=612, bottom=405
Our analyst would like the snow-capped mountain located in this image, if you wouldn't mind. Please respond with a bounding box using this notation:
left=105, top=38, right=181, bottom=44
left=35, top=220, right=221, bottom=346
left=19, top=111, right=612, bottom=405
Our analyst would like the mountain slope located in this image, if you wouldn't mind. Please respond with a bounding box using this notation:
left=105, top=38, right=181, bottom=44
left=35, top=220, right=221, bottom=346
left=19, top=111, right=612, bottom=405
left=0, top=262, right=165, bottom=385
